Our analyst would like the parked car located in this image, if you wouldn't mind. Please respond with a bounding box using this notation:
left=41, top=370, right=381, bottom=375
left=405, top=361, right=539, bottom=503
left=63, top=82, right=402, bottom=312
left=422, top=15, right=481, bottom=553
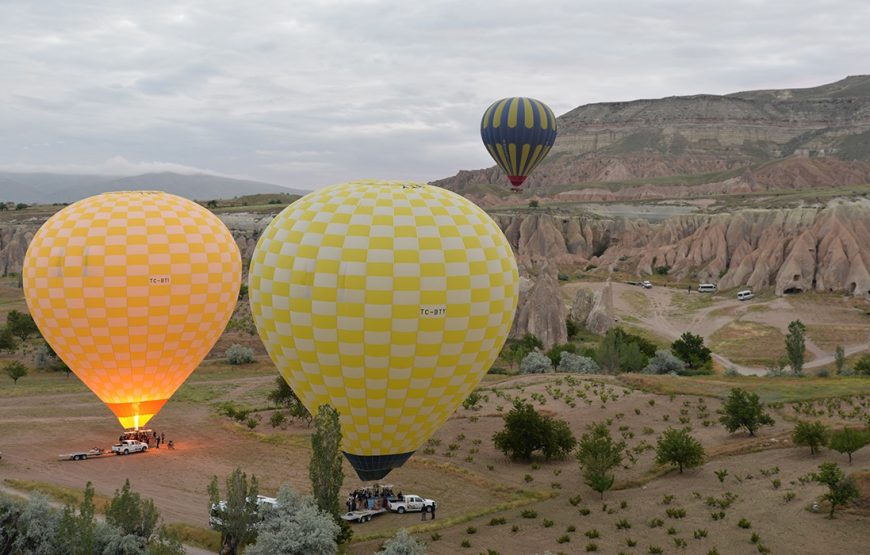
left=698, top=283, right=717, bottom=293
left=737, top=290, right=754, bottom=301
left=389, top=494, right=437, bottom=514
left=641, top=280, right=653, bottom=289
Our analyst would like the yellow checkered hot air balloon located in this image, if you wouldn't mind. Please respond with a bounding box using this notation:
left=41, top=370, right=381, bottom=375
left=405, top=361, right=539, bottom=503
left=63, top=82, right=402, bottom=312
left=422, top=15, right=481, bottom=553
left=23, top=191, right=241, bottom=430
left=249, top=180, right=519, bottom=480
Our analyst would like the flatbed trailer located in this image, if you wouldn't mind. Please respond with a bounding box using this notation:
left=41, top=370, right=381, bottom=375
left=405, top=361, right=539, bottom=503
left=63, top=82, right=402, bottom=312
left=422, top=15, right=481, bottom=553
left=341, top=507, right=387, bottom=523
left=58, top=447, right=110, bottom=461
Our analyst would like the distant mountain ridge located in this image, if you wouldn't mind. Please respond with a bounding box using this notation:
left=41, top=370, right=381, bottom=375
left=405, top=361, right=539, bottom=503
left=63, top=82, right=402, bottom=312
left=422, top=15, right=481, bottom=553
left=0, top=171, right=305, bottom=203
left=434, top=75, right=870, bottom=199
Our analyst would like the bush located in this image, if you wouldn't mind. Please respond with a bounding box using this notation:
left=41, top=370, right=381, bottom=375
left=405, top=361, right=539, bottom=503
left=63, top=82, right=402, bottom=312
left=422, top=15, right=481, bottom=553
left=853, top=354, right=870, bottom=375
left=226, top=344, right=254, bottom=364
left=643, top=350, right=686, bottom=375
left=559, top=351, right=600, bottom=374
left=463, top=391, right=482, bottom=410
left=547, top=343, right=577, bottom=366
left=246, top=486, right=339, bottom=555
left=270, top=412, right=287, bottom=428
left=520, top=351, right=553, bottom=374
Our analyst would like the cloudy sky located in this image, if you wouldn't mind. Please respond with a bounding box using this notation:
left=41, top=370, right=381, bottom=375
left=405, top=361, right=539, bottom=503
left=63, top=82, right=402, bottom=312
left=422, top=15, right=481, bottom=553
left=2, top=1, right=869, bottom=190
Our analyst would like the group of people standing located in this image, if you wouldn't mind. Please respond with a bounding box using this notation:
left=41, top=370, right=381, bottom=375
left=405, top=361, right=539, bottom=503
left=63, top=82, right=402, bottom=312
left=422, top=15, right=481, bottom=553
left=346, top=485, right=399, bottom=512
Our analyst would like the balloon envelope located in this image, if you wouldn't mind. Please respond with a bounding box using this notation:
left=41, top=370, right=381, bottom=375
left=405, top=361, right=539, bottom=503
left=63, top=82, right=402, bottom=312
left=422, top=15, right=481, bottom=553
left=480, top=97, right=558, bottom=189
left=249, top=180, right=519, bottom=480
left=23, top=191, right=241, bottom=429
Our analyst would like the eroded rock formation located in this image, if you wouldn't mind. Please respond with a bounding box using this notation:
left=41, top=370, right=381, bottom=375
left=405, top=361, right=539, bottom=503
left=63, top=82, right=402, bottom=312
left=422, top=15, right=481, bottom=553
left=493, top=200, right=870, bottom=296
left=510, top=264, right=567, bottom=348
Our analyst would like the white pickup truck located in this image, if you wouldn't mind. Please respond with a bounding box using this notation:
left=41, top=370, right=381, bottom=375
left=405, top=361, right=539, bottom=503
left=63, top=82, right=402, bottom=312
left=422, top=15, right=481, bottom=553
left=389, top=495, right=437, bottom=514
left=111, top=440, right=148, bottom=455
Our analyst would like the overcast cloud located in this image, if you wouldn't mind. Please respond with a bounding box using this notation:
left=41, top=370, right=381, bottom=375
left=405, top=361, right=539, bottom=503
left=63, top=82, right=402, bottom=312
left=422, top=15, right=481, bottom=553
left=2, top=0, right=869, bottom=189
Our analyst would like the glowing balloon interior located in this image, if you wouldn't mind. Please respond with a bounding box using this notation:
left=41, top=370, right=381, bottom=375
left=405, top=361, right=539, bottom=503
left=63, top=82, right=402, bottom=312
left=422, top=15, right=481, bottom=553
left=480, top=97, right=558, bottom=190
left=249, top=180, right=519, bottom=480
left=23, top=191, right=241, bottom=429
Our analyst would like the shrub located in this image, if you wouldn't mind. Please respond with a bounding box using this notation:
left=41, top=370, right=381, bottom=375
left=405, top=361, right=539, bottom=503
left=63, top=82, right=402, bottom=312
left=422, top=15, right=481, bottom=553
left=489, top=517, right=506, bottom=526
left=853, top=354, right=870, bottom=375
left=226, top=344, right=254, bottom=364
left=737, top=518, right=751, bottom=529
left=378, top=529, right=426, bottom=555
left=521, top=509, right=538, bottom=519
left=520, top=351, right=553, bottom=374
left=643, top=350, right=686, bottom=375
left=542, top=519, right=554, bottom=528
left=463, top=391, right=482, bottom=410
left=269, top=411, right=287, bottom=428
left=466, top=526, right=477, bottom=534
left=560, top=351, right=601, bottom=374
left=585, top=528, right=600, bottom=538
left=547, top=343, right=577, bottom=365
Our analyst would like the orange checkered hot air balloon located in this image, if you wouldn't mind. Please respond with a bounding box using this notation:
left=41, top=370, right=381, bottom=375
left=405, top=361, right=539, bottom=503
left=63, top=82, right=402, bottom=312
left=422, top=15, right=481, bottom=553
left=22, top=191, right=241, bottom=430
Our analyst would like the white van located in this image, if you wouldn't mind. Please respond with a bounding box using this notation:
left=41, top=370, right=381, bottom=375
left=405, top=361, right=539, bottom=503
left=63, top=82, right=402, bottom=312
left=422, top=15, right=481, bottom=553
left=698, top=283, right=717, bottom=293
left=737, top=290, right=754, bottom=301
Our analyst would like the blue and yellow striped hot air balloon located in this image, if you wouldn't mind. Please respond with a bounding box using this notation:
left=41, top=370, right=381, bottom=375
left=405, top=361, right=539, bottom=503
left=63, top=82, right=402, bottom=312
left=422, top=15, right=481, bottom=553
left=480, top=97, right=558, bottom=190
